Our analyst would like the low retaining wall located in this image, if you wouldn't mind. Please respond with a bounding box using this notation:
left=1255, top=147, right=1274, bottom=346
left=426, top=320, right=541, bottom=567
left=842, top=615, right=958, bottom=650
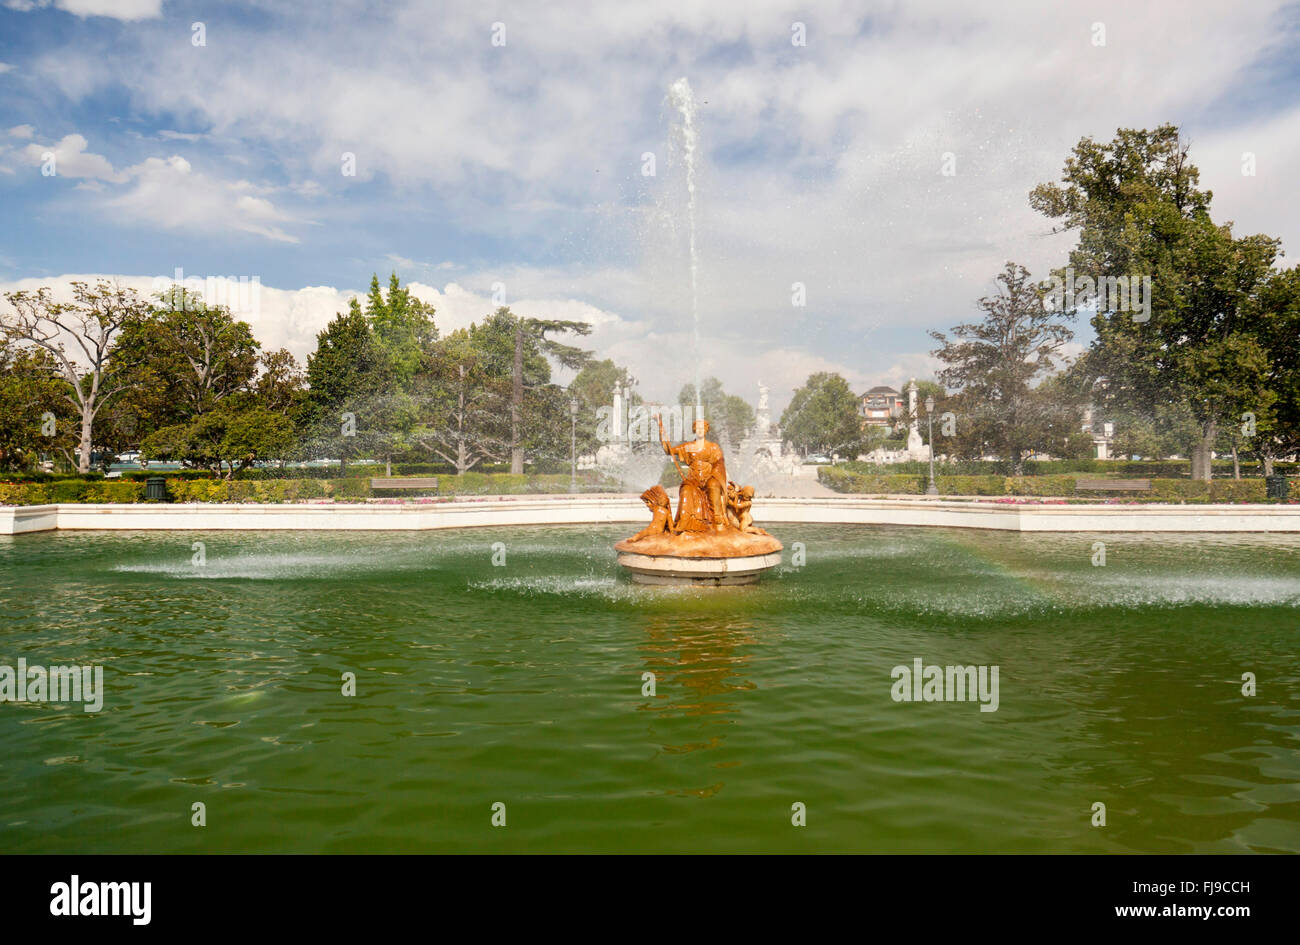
left=5, top=495, right=1300, bottom=535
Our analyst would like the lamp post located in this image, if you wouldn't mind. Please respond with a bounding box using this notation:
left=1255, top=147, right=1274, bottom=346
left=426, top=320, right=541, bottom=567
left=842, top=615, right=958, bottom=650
left=925, top=395, right=938, bottom=496
left=569, top=396, right=579, bottom=493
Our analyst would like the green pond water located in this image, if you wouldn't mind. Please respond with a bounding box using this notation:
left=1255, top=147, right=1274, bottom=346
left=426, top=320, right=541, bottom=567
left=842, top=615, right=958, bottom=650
left=1, top=524, right=1297, bottom=853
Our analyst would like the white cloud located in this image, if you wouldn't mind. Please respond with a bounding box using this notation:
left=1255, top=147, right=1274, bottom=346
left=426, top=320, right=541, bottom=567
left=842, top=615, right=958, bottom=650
left=22, top=133, right=125, bottom=181
left=3, top=0, right=164, bottom=20
left=13, top=130, right=302, bottom=243
left=106, top=155, right=301, bottom=243
left=7, top=1, right=1300, bottom=406
left=0, top=62, right=14, bottom=74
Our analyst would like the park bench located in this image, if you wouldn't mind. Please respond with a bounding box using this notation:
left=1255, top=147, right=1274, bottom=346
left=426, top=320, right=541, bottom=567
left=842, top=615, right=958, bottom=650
left=370, top=476, right=439, bottom=494
left=1074, top=478, right=1151, bottom=493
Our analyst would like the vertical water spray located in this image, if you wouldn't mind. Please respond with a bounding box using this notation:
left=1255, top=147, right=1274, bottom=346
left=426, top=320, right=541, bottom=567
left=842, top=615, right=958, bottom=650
left=669, top=77, right=703, bottom=421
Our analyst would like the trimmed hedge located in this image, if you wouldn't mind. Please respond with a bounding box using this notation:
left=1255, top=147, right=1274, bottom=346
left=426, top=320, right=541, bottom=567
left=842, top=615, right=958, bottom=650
left=0, top=472, right=107, bottom=483
left=0, top=471, right=622, bottom=505
left=840, top=459, right=1300, bottom=479
left=819, top=466, right=1277, bottom=502
left=0, top=480, right=145, bottom=505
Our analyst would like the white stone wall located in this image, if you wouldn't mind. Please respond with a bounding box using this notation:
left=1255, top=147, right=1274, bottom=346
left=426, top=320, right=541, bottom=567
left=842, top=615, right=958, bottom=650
left=6, top=497, right=1300, bottom=535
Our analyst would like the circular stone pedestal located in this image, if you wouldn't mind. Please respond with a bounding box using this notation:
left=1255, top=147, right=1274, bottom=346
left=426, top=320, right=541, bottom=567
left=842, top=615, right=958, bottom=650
left=616, top=550, right=783, bottom=585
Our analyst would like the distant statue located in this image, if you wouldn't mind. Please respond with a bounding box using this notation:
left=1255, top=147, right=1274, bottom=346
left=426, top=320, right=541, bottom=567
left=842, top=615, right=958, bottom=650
left=755, top=382, right=772, bottom=436
left=626, top=485, right=676, bottom=543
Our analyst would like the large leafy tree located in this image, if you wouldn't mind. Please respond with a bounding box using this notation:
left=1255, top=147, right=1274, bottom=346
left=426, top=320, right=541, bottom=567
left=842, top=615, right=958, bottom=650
left=131, top=292, right=304, bottom=476
left=1249, top=266, right=1300, bottom=475
left=300, top=298, right=392, bottom=470
left=144, top=396, right=294, bottom=477
left=780, top=372, right=864, bottom=458
left=0, top=339, right=78, bottom=471
left=298, top=274, right=437, bottom=472
left=364, top=272, right=438, bottom=385
left=1030, top=125, right=1280, bottom=480
left=929, top=262, right=1075, bottom=474
left=2, top=281, right=152, bottom=472
left=112, top=289, right=263, bottom=443
left=498, top=308, right=592, bottom=473
left=413, top=329, right=511, bottom=474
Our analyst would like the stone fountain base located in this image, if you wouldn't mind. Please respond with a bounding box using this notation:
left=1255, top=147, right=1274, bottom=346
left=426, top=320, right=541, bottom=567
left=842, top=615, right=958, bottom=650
left=614, top=531, right=783, bottom=585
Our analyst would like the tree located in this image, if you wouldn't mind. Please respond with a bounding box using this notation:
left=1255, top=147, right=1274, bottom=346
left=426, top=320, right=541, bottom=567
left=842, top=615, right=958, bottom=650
left=2, top=281, right=151, bottom=472
left=501, top=309, right=592, bottom=473
left=929, top=262, right=1075, bottom=474
left=300, top=298, right=393, bottom=471
left=678, top=377, right=755, bottom=452
left=143, top=396, right=294, bottom=478
left=364, top=272, right=438, bottom=385
left=0, top=339, right=77, bottom=471
left=1030, top=125, right=1280, bottom=480
left=1249, top=266, right=1300, bottom=475
left=413, top=329, right=511, bottom=474
left=780, top=372, right=865, bottom=457
left=254, top=348, right=306, bottom=417
left=111, top=290, right=263, bottom=444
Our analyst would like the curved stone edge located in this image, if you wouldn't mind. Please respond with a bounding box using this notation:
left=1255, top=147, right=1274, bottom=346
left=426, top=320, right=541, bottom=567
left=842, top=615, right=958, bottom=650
left=613, top=533, right=782, bottom=558
left=616, top=550, right=783, bottom=586
left=5, top=497, right=1300, bottom=535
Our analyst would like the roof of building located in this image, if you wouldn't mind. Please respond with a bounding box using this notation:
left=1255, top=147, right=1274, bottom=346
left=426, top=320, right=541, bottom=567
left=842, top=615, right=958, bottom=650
left=862, top=385, right=901, bottom=396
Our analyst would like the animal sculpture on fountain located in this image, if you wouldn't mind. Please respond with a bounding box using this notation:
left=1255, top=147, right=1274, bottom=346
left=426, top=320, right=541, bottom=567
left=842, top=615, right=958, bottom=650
left=625, top=485, right=676, bottom=544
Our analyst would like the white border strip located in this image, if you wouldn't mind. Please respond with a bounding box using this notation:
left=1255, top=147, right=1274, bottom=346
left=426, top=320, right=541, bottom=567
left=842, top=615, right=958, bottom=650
left=5, top=496, right=1300, bottom=535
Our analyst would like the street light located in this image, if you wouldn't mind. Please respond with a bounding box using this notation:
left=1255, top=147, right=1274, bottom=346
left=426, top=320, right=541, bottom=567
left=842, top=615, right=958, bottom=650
left=569, top=396, right=579, bottom=493
left=925, top=395, right=938, bottom=496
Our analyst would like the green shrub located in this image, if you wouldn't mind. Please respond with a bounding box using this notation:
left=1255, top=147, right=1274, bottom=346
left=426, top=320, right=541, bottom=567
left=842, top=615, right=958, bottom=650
left=938, top=475, right=1005, bottom=495
left=328, top=478, right=373, bottom=499
left=1208, top=480, right=1266, bottom=502
left=1006, top=476, right=1077, bottom=496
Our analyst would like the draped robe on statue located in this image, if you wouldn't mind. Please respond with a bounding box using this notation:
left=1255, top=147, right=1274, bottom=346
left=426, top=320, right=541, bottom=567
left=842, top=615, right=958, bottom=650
left=667, top=438, right=728, bottom=531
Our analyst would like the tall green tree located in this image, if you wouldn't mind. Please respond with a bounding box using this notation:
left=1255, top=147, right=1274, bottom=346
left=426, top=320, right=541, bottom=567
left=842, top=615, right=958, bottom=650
left=1030, top=125, right=1280, bottom=480
left=301, top=299, right=387, bottom=470
left=0, top=339, right=77, bottom=471
left=486, top=308, right=591, bottom=473
left=780, top=372, right=864, bottom=458
left=364, top=272, right=438, bottom=385
left=413, top=329, right=511, bottom=474
left=1249, top=266, right=1300, bottom=475
left=112, top=289, right=263, bottom=442
left=928, top=262, right=1075, bottom=474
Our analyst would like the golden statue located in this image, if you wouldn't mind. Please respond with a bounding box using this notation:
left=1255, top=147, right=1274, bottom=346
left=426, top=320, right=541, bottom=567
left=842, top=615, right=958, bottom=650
left=662, top=417, right=729, bottom=531
left=614, top=413, right=782, bottom=570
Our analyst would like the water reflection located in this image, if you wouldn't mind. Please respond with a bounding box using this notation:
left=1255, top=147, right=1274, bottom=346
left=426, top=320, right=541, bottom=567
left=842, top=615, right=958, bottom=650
left=638, top=614, right=759, bottom=748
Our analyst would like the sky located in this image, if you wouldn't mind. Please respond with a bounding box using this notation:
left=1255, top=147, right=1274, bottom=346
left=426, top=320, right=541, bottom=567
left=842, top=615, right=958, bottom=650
left=2, top=0, right=1299, bottom=413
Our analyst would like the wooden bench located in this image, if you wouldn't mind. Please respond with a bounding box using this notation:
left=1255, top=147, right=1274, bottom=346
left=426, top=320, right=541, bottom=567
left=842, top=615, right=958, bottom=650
left=370, top=477, right=439, bottom=493
left=1074, top=478, right=1151, bottom=493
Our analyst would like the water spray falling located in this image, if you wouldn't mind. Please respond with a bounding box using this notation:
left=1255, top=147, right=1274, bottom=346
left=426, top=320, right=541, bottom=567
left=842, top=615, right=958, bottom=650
left=669, top=76, right=703, bottom=421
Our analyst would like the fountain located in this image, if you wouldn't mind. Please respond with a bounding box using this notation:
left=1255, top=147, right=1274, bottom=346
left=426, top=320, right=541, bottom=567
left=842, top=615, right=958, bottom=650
left=615, top=82, right=782, bottom=584
left=615, top=415, right=782, bottom=584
